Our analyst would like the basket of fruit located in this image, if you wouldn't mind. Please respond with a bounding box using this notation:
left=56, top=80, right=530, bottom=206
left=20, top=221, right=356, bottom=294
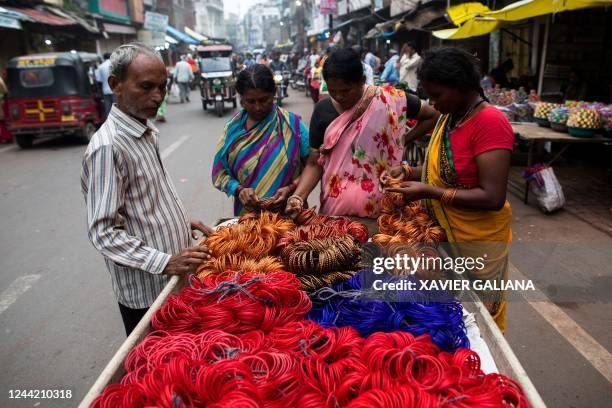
left=533, top=102, right=560, bottom=127
left=567, top=108, right=601, bottom=138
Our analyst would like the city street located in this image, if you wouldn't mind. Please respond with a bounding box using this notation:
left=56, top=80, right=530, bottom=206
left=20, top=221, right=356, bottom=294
left=0, top=89, right=610, bottom=407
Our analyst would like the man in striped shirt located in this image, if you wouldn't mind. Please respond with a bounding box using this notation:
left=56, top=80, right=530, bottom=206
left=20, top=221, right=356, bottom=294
left=81, top=43, right=212, bottom=335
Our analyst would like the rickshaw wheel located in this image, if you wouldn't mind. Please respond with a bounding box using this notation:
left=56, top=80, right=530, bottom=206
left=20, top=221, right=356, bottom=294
left=80, top=122, right=96, bottom=144
left=15, top=135, right=33, bottom=149
left=215, top=101, right=223, bottom=117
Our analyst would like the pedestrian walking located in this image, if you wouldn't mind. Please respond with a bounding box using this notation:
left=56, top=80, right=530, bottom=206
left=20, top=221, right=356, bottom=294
left=81, top=43, right=212, bottom=336
left=95, top=53, right=114, bottom=119
left=173, top=55, right=194, bottom=103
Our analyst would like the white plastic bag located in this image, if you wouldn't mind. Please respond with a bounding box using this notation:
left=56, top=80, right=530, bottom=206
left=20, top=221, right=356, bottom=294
left=169, top=83, right=180, bottom=102
left=529, top=166, right=565, bottom=213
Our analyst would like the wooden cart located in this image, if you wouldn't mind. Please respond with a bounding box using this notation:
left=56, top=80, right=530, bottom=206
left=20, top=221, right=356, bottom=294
left=79, top=222, right=546, bottom=407
left=79, top=273, right=546, bottom=408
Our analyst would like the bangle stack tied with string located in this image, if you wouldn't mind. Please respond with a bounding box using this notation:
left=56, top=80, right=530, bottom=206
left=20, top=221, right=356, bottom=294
left=93, top=192, right=530, bottom=407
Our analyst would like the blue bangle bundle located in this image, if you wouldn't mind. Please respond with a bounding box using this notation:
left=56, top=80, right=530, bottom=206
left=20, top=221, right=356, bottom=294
left=308, top=269, right=469, bottom=352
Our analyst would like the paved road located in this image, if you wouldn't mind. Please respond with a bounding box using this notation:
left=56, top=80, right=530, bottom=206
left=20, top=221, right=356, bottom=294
left=0, top=89, right=609, bottom=407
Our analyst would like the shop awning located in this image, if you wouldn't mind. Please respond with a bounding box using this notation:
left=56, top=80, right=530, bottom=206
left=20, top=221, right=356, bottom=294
left=434, top=0, right=612, bottom=39
left=0, top=7, right=22, bottom=29
left=4, top=5, right=76, bottom=26
left=166, top=25, right=199, bottom=44
left=185, top=26, right=209, bottom=42
left=433, top=17, right=501, bottom=40
left=165, top=35, right=179, bottom=45
left=44, top=6, right=99, bottom=33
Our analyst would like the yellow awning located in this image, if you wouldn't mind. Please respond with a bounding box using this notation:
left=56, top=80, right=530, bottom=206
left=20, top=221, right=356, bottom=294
left=434, top=17, right=501, bottom=40
left=185, top=27, right=208, bottom=42
left=446, top=2, right=492, bottom=25
left=435, top=0, right=612, bottom=39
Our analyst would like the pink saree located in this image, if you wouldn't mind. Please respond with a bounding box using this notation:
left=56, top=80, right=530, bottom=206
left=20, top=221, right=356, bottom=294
left=318, top=85, right=408, bottom=218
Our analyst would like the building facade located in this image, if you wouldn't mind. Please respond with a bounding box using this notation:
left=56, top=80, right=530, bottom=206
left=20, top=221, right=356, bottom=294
left=244, top=0, right=281, bottom=49
left=193, top=0, right=224, bottom=38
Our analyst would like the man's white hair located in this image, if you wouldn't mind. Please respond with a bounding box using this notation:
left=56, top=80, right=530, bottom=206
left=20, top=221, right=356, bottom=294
left=109, top=42, right=163, bottom=81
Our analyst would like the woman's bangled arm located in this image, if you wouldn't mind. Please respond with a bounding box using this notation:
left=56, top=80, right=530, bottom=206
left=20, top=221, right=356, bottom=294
left=293, top=148, right=323, bottom=201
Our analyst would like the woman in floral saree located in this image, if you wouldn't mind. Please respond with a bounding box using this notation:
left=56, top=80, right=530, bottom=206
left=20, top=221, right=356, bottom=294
left=285, top=48, right=438, bottom=218
left=212, top=64, right=309, bottom=215
left=384, top=47, right=514, bottom=331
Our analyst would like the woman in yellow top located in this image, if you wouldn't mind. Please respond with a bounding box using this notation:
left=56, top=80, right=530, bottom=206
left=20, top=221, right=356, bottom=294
left=385, top=47, right=514, bottom=331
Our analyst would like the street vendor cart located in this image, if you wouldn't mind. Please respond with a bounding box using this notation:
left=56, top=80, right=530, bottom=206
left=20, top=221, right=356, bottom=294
left=80, top=221, right=546, bottom=408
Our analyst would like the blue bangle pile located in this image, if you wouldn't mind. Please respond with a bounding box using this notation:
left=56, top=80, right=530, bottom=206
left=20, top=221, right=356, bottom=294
left=308, top=269, right=469, bottom=352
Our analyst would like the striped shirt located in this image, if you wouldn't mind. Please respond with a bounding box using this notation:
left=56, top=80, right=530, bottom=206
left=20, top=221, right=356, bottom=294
left=81, top=105, right=191, bottom=308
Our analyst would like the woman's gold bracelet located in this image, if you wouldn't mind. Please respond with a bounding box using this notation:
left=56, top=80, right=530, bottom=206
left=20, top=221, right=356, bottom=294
left=402, top=163, right=413, bottom=180
left=288, top=194, right=304, bottom=205
left=441, top=188, right=458, bottom=206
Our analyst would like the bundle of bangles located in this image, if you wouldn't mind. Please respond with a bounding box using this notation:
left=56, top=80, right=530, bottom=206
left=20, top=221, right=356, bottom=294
left=93, top=271, right=528, bottom=407
left=197, top=209, right=369, bottom=292
left=93, top=181, right=530, bottom=407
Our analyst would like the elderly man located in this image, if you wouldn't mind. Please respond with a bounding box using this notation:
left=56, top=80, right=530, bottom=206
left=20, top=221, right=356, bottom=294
left=81, top=43, right=212, bottom=336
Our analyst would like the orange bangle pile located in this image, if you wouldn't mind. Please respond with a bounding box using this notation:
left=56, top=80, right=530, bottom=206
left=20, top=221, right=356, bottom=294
left=205, top=212, right=295, bottom=259
left=373, top=175, right=446, bottom=246
left=197, top=210, right=365, bottom=292
left=196, top=254, right=285, bottom=279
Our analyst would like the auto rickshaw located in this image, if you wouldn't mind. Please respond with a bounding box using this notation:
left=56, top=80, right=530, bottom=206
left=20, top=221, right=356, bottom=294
left=197, top=44, right=236, bottom=117
left=6, top=52, right=103, bottom=148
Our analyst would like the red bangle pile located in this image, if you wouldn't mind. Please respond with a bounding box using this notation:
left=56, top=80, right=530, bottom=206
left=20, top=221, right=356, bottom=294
left=92, top=271, right=529, bottom=408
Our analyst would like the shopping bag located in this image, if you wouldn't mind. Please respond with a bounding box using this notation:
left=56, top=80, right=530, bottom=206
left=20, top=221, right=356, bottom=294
left=169, top=83, right=180, bottom=102
left=522, top=164, right=565, bottom=213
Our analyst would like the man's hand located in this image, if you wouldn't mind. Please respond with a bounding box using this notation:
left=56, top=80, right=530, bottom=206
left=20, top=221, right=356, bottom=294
left=238, top=188, right=260, bottom=208
left=190, top=219, right=213, bottom=240
left=385, top=181, right=432, bottom=202
left=163, top=245, right=211, bottom=276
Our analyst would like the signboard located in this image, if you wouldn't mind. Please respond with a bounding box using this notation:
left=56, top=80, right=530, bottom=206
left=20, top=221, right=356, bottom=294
left=89, top=0, right=130, bottom=22
left=138, top=29, right=165, bottom=47
left=129, top=0, right=144, bottom=23
left=0, top=15, right=21, bottom=30
left=320, top=0, right=337, bottom=15
left=144, top=11, right=168, bottom=31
